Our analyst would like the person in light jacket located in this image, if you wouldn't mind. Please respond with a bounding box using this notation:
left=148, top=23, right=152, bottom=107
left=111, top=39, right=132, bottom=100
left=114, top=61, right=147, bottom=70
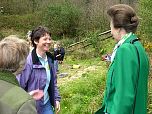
left=95, top=4, right=149, bottom=114
left=17, top=26, right=61, bottom=114
left=0, top=35, right=37, bottom=114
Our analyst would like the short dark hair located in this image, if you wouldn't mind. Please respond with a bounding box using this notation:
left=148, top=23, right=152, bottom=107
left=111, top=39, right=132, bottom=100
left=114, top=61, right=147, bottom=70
left=30, top=26, right=51, bottom=48
left=107, top=4, right=139, bottom=33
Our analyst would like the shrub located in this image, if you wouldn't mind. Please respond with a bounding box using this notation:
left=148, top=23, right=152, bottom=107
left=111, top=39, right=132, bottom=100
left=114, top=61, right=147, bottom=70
left=43, top=2, right=82, bottom=38
left=0, top=32, right=4, bottom=40
left=138, top=0, right=152, bottom=42
left=0, top=12, right=43, bottom=33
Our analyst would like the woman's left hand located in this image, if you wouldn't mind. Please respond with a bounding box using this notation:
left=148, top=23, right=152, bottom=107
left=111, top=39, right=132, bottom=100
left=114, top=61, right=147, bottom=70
left=55, top=101, right=60, bottom=114
left=28, top=89, right=44, bottom=100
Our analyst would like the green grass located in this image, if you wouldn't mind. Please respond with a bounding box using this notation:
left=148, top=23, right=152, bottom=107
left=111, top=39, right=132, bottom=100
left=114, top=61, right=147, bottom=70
left=57, top=57, right=108, bottom=114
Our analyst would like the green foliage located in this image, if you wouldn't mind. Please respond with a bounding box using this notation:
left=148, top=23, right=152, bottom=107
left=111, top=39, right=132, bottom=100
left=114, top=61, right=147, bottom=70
left=43, top=2, right=82, bottom=38
left=65, top=31, right=114, bottom=60
left=67, top=47, right=94, bottom=60
left=0, top=32, right=4, bottom=40
left=57, top=37, right=78, bottom=47
left=138, top=0, right=152, bottom=41
left=0, top=12, right=43, bottom=33
left=0, top=0, right=110, bottom=39
left=0, top=0, right=51, bottom=15
left=58, top=58, right=107, bottom=113
left=86, top=31, right=114, bottom=57
left=0, top=29, right=25, bottom=39
left=86, top=31, right=103, bottom=56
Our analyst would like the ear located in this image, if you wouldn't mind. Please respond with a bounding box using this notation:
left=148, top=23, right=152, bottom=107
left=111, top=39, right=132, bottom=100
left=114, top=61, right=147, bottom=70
left=116, top=28, right=121, bottom=35
left=117, top=28, right=121, bottom=33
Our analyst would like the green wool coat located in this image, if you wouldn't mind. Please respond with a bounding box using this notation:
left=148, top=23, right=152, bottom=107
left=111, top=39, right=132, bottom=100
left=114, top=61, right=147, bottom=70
left=96, top=34, right=149, bottom=114
left=0, top=71, right=37, bottom=114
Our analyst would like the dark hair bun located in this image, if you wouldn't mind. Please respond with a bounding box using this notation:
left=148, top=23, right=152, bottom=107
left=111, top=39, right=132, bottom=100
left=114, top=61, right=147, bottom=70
left=131, top=16, right=138, bottom=23
left=130, top=16, right=139, bottom=27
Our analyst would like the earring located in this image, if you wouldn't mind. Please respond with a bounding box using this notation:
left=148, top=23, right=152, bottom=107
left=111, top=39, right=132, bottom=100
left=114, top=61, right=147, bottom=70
left=117, top=28, right=121, bottom=35
left=34, top=41, right=38, bottom=44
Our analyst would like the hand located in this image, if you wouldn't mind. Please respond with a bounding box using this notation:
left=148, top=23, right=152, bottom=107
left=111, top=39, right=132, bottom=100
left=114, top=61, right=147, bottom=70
left=101, top=54, right=111, bottom=61
left=29, top=89, right=44, bottom=100
left=58, top=61, right=63, bottom=64
left=101, top=54, right=107, bottom=61
left=56, top=54, right=61, bottom=57
left=55, top=101, right=60, bottom=114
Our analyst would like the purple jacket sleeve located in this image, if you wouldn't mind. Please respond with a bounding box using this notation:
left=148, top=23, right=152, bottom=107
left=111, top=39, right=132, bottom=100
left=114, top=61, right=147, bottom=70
left=17, top=63, right=32, bottom=91
left=51, top=63, right=61, bottom=102
left=54, top=73, right=61, bottom=102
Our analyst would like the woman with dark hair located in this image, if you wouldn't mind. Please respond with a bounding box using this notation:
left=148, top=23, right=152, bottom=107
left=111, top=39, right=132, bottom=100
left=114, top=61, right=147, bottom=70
left=96, top=4, right=149, bottom=114
left=0, top=36, right=37, bottom=114
left=17, top=26, right=61, bottom=114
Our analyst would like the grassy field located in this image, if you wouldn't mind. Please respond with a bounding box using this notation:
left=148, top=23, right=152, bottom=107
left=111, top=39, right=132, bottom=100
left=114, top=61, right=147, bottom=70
left=57, top=57, right=107, bottom=114
left=57, top=55, right=152, bottom=114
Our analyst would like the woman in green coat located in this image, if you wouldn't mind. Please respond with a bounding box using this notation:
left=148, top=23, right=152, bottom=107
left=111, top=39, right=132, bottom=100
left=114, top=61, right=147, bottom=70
left=96, top=4, right=149, bottom=114
left=0, top=36, right=37, bottom=114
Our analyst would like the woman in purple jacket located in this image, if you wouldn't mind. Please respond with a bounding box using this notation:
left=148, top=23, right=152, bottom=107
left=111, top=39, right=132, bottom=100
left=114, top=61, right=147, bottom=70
left=17, top=26, right=61, bottom=114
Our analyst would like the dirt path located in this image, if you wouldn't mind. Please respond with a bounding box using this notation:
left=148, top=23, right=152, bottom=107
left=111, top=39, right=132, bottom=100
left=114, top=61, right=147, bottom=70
left=57, top=64, right=102, bottom=86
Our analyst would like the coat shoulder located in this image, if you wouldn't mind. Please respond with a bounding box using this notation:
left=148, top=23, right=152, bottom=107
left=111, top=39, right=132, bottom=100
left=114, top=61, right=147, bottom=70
left=0, top=80, right=36, bottom=114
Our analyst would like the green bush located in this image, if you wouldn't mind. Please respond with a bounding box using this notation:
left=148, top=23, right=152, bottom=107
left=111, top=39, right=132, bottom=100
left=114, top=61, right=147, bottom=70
left=85, top=31, right=114, bottom=57
left=138, top=0, right=152, bottom=41
left=43, top=2, right=82, bottom=38
left=0, top=12, right=43, bottom=33
left=0, top=32, right=4, bottom=40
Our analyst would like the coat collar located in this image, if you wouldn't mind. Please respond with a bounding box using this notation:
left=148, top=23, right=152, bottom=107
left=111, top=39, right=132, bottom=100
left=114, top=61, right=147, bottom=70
left=0, top=71, right=19, bottom=86
left=123, top=33, right=138, bottom=44
left=31, top=48, right=54, bottom=65
left=110, top=33, right=138, bottom=65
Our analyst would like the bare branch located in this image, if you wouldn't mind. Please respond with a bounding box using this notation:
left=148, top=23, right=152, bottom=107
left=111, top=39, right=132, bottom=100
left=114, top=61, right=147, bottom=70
left=67, top=30, right=111, bottom=48
left=98, top=30, right=111, bottom=36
